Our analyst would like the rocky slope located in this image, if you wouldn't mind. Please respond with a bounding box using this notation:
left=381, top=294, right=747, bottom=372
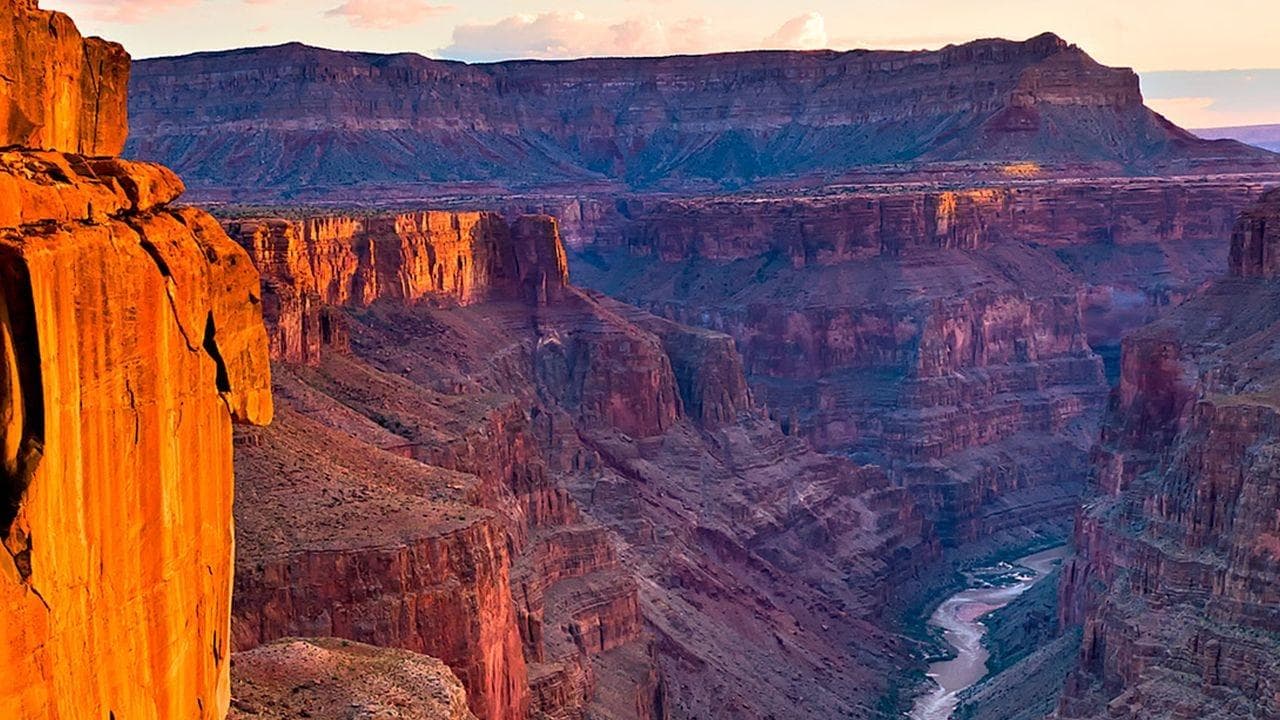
left=0, top=2, right=273, bottom=717
left=125, top=34, right=1277, bottom=199
left=224, top=209, right=937, bottom=720
left=1058, top=188, right=1280, bottom=719
left=230, top=639, right=478, bottom=720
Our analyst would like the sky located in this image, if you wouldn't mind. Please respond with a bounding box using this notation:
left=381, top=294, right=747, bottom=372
left=43, top=0, right=1280, bottom=129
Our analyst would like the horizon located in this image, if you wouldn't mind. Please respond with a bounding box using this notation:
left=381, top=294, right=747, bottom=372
left=42, top=0, right=1280, bottom=130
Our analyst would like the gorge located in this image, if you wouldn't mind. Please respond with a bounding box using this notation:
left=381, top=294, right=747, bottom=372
left=2, top=0, right=1279, bottom=718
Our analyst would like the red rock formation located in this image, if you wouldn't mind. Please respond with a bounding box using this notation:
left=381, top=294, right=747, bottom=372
left=124, top=34, right=1277, bottom=199
left=0, top=148, right=272, bottom=720
left=1229, top=188, right=1280, bottom=278
left=0, top=5, right=273, bottom=718
left=565, top=177, right=1276, bottom=547
left=230, top=638, right=478, bottom=720
left=1, top=0, right=129, bottom=155
left=228, top=213, right=567, bottom=364
left=1059, top=188, right=1280, bottom=719
left=227, top=208, right=937, bottom=720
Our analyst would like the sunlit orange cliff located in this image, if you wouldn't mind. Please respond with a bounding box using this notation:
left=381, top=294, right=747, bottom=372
left=0, top=1, right=271, bottom=717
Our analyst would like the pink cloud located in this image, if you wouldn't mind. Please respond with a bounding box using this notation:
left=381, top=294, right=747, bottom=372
left=443, top=11, right=716, bottom=61
left=48, top=0, right=199, bottom=24
left=763, top=12, right=829, bottom=50
left=325, top=0, right=453, bottom=30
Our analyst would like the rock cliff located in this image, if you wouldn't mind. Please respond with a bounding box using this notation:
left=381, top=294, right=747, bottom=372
left=225, top=209, right=937, bottom=719
left=125, top=34, right=1277, bottom=198
left=1058, top=188, right=1280, bottom=719
left=1, top=0, right=129, bottom=155
left=1, top=4, right=273, bottom=719
left=0, top=107, right=272, bottom=720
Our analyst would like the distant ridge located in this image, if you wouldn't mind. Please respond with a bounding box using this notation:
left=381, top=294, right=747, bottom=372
left=1195, top=123, right=1280, bottom=153
left=126, top=33, right=1279, bottom=197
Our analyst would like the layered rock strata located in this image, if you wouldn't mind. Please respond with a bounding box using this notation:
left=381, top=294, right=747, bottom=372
left=125, top=34, right=1277, bottom=198
left=1059, top=188, right=1280, bottom=719
left=226, top=210, right=936, bottom=720
left=567, top=178, right=1273, bottom=547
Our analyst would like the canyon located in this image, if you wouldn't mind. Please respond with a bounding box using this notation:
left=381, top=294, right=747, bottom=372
left=3, top=0, right=1279, bottom=717
left=1057, top=188, right=1280, bottom=719
left=222, top=209, right=937, bottom=719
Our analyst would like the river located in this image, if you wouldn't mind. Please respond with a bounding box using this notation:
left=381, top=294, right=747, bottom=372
left=908, top=546, right=1068, bottom=720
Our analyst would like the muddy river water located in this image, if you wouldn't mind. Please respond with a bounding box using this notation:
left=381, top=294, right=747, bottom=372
left=908, top=546, right=1068, bottom=720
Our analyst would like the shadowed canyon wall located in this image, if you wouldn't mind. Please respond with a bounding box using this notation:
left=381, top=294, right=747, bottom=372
left=124, top=34, right=1278, bottom=200
left=562, top=178, right=1272, bottom=549
left=1059, top=188, right=1280, bottom=719
left=224, top=210, right=938, bottom=720
left=0, top=3, right=273, bottom=717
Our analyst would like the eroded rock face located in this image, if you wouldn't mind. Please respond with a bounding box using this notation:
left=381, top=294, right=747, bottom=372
left=227, top=209, right=937, bottom=720
left=1059, top=189, right=1280, bottom=719
left=567, top=178, right=1272, bottom=548
left=0, top=150, right=272, bottom=719
left=1, top=0, right=129, bottom=155
left=1229, top=187, right=1280, bottom=278
left=228, top=213, right=567, bottom=364
left=125, top=34, right=1278, bottom=198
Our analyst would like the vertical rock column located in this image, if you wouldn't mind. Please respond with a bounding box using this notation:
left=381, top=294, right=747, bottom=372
left=0, top=152, right=273, bottom=720
left=0, top=2, right=273, bottom=718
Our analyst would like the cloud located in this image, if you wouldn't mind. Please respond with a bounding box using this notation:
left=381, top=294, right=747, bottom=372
left=763, top=12, right=828, bottom=50
left=47, top=0, right=199, bottom=23
left=442, top=11, right=716, bottom=62
left=1142, top=70, right=1280, bottom=128
left=325, top=0, right=453, bottom=30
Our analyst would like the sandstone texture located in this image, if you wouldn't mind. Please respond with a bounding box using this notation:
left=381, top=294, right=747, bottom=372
left=1, top=0, right=129, bottom=155
left=230, top=638, right=478, bottom=720
left=1059, top=188, right=1280, bottom=719
left=125, top=34, right=1277, bottom=199
left=0, top=151, right=272, bottom=719
left=225, top=210, right=937, bottom=720
left=0, top=4, right=273, bottom=718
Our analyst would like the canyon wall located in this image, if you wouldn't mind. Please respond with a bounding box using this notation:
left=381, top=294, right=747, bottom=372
left=0, top=8, right=274, bottom=713
left=225, top=210, right=937, bottom=719
left=125, top=34, right=1277, bottom=199
left=1058, top=188, right=1280, bottom=719
left=565, top=178, right=1268, bottom=548
left=0, top=152, right=272, bottom=720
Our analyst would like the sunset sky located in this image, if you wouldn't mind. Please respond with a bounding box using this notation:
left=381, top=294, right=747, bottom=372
left=44, top=0, right=1280, bottom=129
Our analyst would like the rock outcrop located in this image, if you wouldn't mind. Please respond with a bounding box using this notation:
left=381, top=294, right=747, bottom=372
left=230, top=638, right=478, bottom=720
left=125, top=34, right=1277, bottom=199
left=1, top=4, right=273, bottom=719
left=561, top=177, right=1278, bottom=550
left=1, top=0, right=129, bottom=155
left=1059, top=188, right=1280, bottom=719
left=225, top=209, right=936, bottom=720
left=0, top=108, right=272, bottom=720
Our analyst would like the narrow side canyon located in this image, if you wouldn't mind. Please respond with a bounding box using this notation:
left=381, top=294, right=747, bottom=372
left=1058, top=188, right=1280, bottom=719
